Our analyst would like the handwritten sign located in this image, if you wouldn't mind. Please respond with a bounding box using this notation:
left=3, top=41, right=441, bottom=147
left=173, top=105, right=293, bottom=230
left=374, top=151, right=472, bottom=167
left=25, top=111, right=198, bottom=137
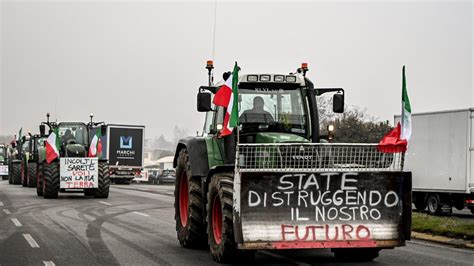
left=240, top=172, right=406, bottom=243
left=60, top=158, right=98, bottom=189
left=0, top=165, right=8, bottom=176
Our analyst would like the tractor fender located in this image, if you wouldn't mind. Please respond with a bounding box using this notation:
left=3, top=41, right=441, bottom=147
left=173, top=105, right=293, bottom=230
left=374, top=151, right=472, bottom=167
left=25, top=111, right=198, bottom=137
left=173, top=137, right=209, bottom=178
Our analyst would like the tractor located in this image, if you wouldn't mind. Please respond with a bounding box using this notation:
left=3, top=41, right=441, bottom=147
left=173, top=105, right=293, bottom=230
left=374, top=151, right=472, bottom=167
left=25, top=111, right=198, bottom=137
left=39, top=113, right=110, bottom=199
left=8, top=135, right=23, bottom=185
left=0, top=144, right=8, bottom=180
left=25, top=134, right=47, bottom=190
left=173, top=62, right=412, bottom=263
left=20, top=135, right=33, bottom=187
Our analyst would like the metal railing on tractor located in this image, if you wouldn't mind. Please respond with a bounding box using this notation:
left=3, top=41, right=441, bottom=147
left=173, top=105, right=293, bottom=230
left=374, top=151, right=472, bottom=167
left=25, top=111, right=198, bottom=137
left=236, top=143, right=405, bottom=173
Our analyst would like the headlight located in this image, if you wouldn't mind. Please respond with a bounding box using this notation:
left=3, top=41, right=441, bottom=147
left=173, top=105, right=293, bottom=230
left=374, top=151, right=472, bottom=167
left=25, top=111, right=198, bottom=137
left=274, top=75, right=285, bottom=82
left=286, top=75, right=297, bottom=82
left=260, top=75, right=271, bottom=82
left=247, top=75, right=258, bottom=82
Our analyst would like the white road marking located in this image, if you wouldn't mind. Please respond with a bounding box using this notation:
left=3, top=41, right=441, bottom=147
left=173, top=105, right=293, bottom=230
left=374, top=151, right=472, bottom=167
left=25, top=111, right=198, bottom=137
left=43, top=261, right=56, bottom=266
left=11, top=218, right=22, bottom=227
left=99, top=201, right=112, bottom=206
left=133, top=211, right=150, bottom=217
left=3, top=209, right=11, bottom=215
left=0, top=201, right=4, bottom=206
left=23, top=234, right=40, bottom=248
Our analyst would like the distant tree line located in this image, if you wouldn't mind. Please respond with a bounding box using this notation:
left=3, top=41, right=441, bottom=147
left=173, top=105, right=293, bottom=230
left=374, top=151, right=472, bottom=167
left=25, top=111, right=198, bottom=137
left=318, top=96, right=393, bottom=143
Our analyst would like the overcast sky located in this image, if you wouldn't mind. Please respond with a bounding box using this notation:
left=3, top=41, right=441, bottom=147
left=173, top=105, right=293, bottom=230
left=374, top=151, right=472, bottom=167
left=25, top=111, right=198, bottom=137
left=1, top=0, right=472, bottom=139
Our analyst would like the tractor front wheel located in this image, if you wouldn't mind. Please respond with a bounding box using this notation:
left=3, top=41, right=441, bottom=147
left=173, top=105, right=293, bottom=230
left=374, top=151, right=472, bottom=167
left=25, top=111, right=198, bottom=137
left=93, top=162, right=110, bottom=198
left=43, top=162, right=59, bottom=199
left=21, top=162, right=27, bottom=187
left=28, top=162, right=37, bottom=188
left=174, top=149, right=206, bottom=248
left=12, top=162, right=21, bottom=185
left=36, top=163, right=43, bottom=196
left=207, top=173, right=254, bottom=263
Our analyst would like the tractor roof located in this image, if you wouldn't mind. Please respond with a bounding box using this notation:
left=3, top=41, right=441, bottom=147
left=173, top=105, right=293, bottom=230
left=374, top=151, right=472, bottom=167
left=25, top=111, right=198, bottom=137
left=238, top=74, right=306, bottom=85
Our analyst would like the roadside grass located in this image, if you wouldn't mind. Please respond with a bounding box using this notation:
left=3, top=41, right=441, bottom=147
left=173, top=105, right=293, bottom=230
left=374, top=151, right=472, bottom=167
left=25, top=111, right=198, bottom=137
left=412, top=212, right=474, bottom=240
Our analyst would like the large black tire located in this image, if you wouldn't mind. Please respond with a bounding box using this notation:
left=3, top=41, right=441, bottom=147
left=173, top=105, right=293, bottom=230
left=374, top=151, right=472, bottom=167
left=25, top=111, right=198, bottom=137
left=427, top=194, right=442, bottom=215
left=43, top=162, right=60, bottom=199
left=8, top=163, right=12, bottom=184
left=21, top=161, right=27, bottom=187
left=36, top=163, right=43, bottom=196
left=12, top=162, right=21, bottom=185
left=27, top=162, right=37, bottom=188
left=333, top=248, right=380, bottom=262
left=94, top=162, right=110, bottom=198
left=174, top=149, right=206, bottom=248
left=207, top=173, right=254, bottom=263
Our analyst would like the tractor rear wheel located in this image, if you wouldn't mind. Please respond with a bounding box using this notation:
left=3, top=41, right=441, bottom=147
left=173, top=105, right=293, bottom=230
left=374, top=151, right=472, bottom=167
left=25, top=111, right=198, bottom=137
left=94, top=162, right=110, bottom=198
left=333, top=248, right=380, bottom=262
left=36, top=163, right=43, bottom=196
left=174, top=149, right=206, bottom=248
left=43, top=162, right=59, bottom=199
left=12, top=162, right=21, bottom=185
left=28, top=162, right=37, bottom=188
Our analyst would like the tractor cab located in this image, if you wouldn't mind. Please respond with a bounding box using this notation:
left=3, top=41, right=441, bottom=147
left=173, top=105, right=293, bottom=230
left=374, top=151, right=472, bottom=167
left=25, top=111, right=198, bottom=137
left=56, top=122, right=89, bottom=157
left=198, top=64, right=344, bottom=144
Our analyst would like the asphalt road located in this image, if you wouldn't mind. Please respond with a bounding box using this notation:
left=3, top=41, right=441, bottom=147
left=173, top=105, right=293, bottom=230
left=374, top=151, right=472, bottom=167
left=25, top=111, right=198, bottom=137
left=0, top=181, right=473, bottom=266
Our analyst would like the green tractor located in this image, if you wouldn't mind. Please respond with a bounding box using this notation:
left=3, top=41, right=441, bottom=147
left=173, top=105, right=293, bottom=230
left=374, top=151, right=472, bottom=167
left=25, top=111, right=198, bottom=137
left=39, top=113, right=110, bottom=199
left=173, top=62, right=412, bottom=263
left=0, top=144, right=8, bottom=180
left=25, top=134, right=47, bottom=190
left=20, top=135, right=33, bottom=187
left=8, top=135, right=23, bottom=185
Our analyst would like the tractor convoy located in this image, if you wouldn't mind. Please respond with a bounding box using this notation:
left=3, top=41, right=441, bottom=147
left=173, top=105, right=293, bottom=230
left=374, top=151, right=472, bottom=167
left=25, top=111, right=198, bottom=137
left=1, top=62, right=413, bottom=263
left=172, top=62, right=412, bottom=263
left=5, top=114, right=111, bottom=199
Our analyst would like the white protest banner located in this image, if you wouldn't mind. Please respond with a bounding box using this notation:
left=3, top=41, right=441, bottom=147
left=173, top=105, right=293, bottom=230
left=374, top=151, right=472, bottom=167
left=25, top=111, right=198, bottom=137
left=60, top=158, right=98, bottom=189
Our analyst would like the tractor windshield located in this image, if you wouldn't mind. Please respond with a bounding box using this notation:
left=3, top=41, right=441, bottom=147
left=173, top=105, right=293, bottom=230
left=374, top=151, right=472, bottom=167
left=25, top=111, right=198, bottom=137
left=0, top=147, right=5, bottom=158
left=238, top=88, right=308, bottom=135
left=58, top=123, right=88, bottom=146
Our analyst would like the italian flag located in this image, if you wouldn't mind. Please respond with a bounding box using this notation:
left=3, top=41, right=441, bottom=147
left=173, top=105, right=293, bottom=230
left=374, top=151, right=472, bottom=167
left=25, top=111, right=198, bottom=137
left=88, top=127, right=102, bottom=157
left=45, top=128, right=60, bottom=164
left=212, top=62, right=240, bottom=136
left=400, top=66, right=412, bottom=141
left=378, top=66, right=411, bottom=153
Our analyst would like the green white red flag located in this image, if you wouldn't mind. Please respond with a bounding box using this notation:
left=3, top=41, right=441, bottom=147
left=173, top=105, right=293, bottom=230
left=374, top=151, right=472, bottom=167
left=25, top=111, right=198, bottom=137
left=45, top=128, right=60, bottom=163
left=88, top=127, right=102, bottom=157
left=378, top=66, right=411, bottom=153
left=212, top=62, right=240, bottom=136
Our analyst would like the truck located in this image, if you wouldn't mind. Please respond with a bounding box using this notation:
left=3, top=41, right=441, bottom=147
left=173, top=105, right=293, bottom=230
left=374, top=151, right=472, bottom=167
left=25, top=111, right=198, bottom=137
left=173, top=62, right=412, bottom=263
left=395, top=108, right=474, bottom=215
left=102, top=124, right=145, bottom=185
left=39, top=113, right=110, bottom=198
left=0, top=144, right=8, bottom=180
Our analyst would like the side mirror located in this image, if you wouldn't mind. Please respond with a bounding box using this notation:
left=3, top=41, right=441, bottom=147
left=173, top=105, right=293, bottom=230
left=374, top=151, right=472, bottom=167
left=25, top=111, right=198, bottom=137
left=101, top=125, right=107, bottom=135
left=39, top=125, right=46, bottom=136
left=333, top=93, right=344, bottom=113
left=197, top=92, right=212, bottom=112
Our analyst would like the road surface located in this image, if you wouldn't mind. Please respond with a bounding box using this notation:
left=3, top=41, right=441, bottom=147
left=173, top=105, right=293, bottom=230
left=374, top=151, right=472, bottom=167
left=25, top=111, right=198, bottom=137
left=0, top=181, right=473, bottom=265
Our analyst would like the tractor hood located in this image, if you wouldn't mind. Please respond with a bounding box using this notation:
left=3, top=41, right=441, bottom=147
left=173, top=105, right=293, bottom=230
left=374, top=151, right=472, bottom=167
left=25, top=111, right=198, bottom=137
left=65, top=144, right=87, bottom=157
left=254, top=132, right=309, bottom=143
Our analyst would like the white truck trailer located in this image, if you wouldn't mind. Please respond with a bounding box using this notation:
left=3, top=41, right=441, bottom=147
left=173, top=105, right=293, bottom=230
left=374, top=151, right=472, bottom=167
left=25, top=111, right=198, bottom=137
left=396, top=108, right=474, bottom=215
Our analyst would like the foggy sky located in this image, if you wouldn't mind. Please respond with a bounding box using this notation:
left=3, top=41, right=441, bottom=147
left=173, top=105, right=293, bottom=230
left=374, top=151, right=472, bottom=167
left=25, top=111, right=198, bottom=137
left=1, top=1, right=473, bottom=140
